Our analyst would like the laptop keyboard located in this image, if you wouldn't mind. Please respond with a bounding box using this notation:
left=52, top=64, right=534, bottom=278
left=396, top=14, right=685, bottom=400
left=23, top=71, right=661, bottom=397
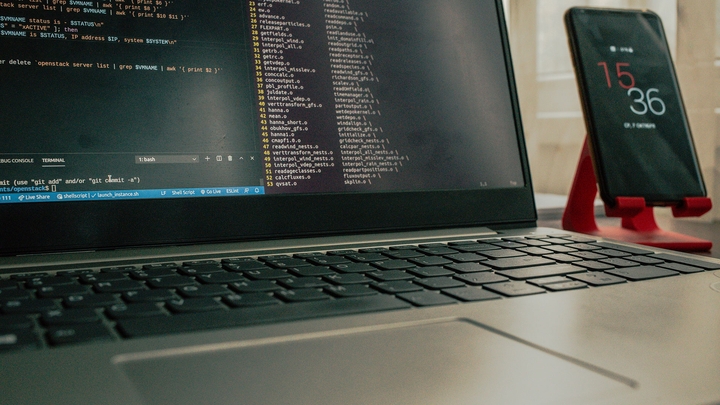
left=2, top=234, right=719, bottom=351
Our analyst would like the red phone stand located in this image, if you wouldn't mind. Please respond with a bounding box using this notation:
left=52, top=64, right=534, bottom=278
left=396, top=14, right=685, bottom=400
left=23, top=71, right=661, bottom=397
left=561, top=139, right=713, bottom=251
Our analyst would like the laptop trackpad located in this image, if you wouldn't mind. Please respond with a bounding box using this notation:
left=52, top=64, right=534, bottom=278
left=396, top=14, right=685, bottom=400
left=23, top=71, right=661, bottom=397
left=118, top=320, right=633, bottom=405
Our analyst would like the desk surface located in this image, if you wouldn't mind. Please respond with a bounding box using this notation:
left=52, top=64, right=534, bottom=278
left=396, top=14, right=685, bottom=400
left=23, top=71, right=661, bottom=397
left=537, top=215, right=720, bottom=259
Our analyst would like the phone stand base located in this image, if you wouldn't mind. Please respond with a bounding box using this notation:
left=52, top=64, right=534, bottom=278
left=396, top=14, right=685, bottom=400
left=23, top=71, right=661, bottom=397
left=561, top=139, right=713, bottom=252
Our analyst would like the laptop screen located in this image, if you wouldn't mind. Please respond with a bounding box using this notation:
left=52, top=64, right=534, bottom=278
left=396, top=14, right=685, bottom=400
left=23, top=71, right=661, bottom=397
left=0, top=0, right=535, bottom=255
left=1, top=0, right=523, bottom=204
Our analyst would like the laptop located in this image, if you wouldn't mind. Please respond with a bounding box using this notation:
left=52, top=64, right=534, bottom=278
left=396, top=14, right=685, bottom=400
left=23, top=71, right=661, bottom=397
left=1, top=1, right=719, bottom=404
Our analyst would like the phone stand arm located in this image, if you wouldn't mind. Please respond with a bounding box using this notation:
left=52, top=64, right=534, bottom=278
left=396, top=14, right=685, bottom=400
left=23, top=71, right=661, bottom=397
left=561, top=137, right=712, bottom=251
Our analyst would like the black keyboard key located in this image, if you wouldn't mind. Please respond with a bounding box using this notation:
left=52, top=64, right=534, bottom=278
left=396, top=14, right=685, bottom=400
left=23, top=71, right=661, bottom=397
left=544, top=245, right=577, bottom=253
left=496, top=264, right=583, bottom=280
left=101, top=265, right=137, bottom=273
left=306, top=255, right=351, bottom=266
left=483, top=281, right=546, bottom=297
left=178, top=264, right=225, bottom=276
left=567, top=243, right=602, bottom=251
left=183, top=260, right=219, bottom=266
left=64, top=294, right=121, bottom=308
left=491, top=241, right=527, bottom=249
left=484, top=256, right=555, bottom=270
left=650, top=253, right=720, bottom=270
left=345, top=253, right=387, bottom=263
left=539, top=238, right=573, bottom=245
left=117, top=295, right=412, bottom=338
left=518, top=247, right=554, bottom=256
left=123, top=289, right=178, bottom=303
left=383, top=250, right=425, bottom=259
left=445, top=253, right=487, bottom=263
left=258, top=254, right=292, bottom=261
left=592, top=242, right=654, bottom=255
left=244, top=268, right=290, bottom=280
left=418, top=243, right=447, bottom=248
left=223, top=260, right=267, bottom=272
left=293, top=252, right=325, bottom=259
left=94, top=280, right=145, bottom=293
left=358, top=247, right=390, bottom=253
left=0, top=289, right=33, bottom=300
left=264, top=258, right=311, bottom=269
left=454, top=272, right=509, bottom=285
left=2, top=299, right=58, bottom=314
left=223, top=293, right=280, bottom=307
left=25, top=276, right=76, bottom=288
left=407, top=266, right=454, bottom=278
left=275, top=289, right=331, bottom=302
left=397, top=291, right=457, bottom=307
left=0, top=280, right=19, bottom=290
left=561, top=236, right=597, bottom=243
left=47, top=324, right=113, bottom=346
left=442, top=287, right=501, bottom=302
left=417, top=247, right=458, bottom=256
left=167, top=298, right=225, bottom=313
left=517, top=239, right=550, bottom=247
left=367, top=270, right=414, bottom=282
left=324, top=285, right=378, bottom=298
left=372, top=260, right=416, bottom=270
left=658, top=262, right=705, bottom=274
left=40, top=308, right=100, bottom=326
left=196, top=272, right=247, bottom=284
left=446, top=262, right=491, bottom=274
left=527, top=276, right=570, bottom=286
left=80, top=272, right=130, bottom=284
left=607, top=266, right=678, bottom=281
left=542, top=281, right=588, bottom=292
left=409, top=256, right=453, bottom=267
left=277, top=277, right=330, bottom=289
left=323, top=273, right=372, bottom=285
left=568, top=251, right=607, bottom=260
left=11, top=273, right=48, bottom=280
left=0, top=315, right=34, bottom=330
left=453, top=243, right=501, bottom=252
left=574, top=261, right=615, bottom=271
left=289, top=266, right=335, bottom=277
left=230, top=280, right=283, bottom=293
left=594, top=249, right=631, bottom=258
left=626, top=255, right=664, bottom=265
left=414, top=277, right=465, bottom=290
left=106, top=303, right=166, bottom=319
left=371, top=281, right=423, bottom=294
left=146, top=276, right=196, bottom=289
left=0, top=330, right=41, bottom=351
left=178, top=285, right=231, bottom=298
left=479, top=249, right=526, bottom=259
left=129, top=268, right=178, bottom=280
left=599, top=258, right=639, bottom=268
left=543, top=253, right=582, bottom=263
left=326, top=249, right=358, bottom=256
left=332, top=263, right=375, bottom=273
left=568, top=272, right=626, bottom=286
left=36, top=284, right=92, bottom=298
left=143, top=263, right=178, bottom=270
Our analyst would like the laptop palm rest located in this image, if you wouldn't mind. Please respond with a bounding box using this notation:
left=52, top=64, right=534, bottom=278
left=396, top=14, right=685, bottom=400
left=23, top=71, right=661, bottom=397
left=118, top=320, right=633, bottom=405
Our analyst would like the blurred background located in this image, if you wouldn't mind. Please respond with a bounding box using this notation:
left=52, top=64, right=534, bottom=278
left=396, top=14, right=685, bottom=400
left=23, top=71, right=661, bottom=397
left=504, top=0, right=719, bottom=219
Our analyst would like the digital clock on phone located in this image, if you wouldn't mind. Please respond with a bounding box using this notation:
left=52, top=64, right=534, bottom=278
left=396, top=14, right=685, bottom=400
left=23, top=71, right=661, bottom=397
left=564, top=7, right=705, bottom=206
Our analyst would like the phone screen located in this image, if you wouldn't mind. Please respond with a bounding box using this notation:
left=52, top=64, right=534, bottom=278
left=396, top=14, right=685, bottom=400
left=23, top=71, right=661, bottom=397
left=565, top=7, right=705, bottom=205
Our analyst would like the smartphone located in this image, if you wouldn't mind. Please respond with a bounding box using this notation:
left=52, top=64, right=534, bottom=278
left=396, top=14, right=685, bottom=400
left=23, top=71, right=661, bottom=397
left=564, top=7, right=705, bottom=207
